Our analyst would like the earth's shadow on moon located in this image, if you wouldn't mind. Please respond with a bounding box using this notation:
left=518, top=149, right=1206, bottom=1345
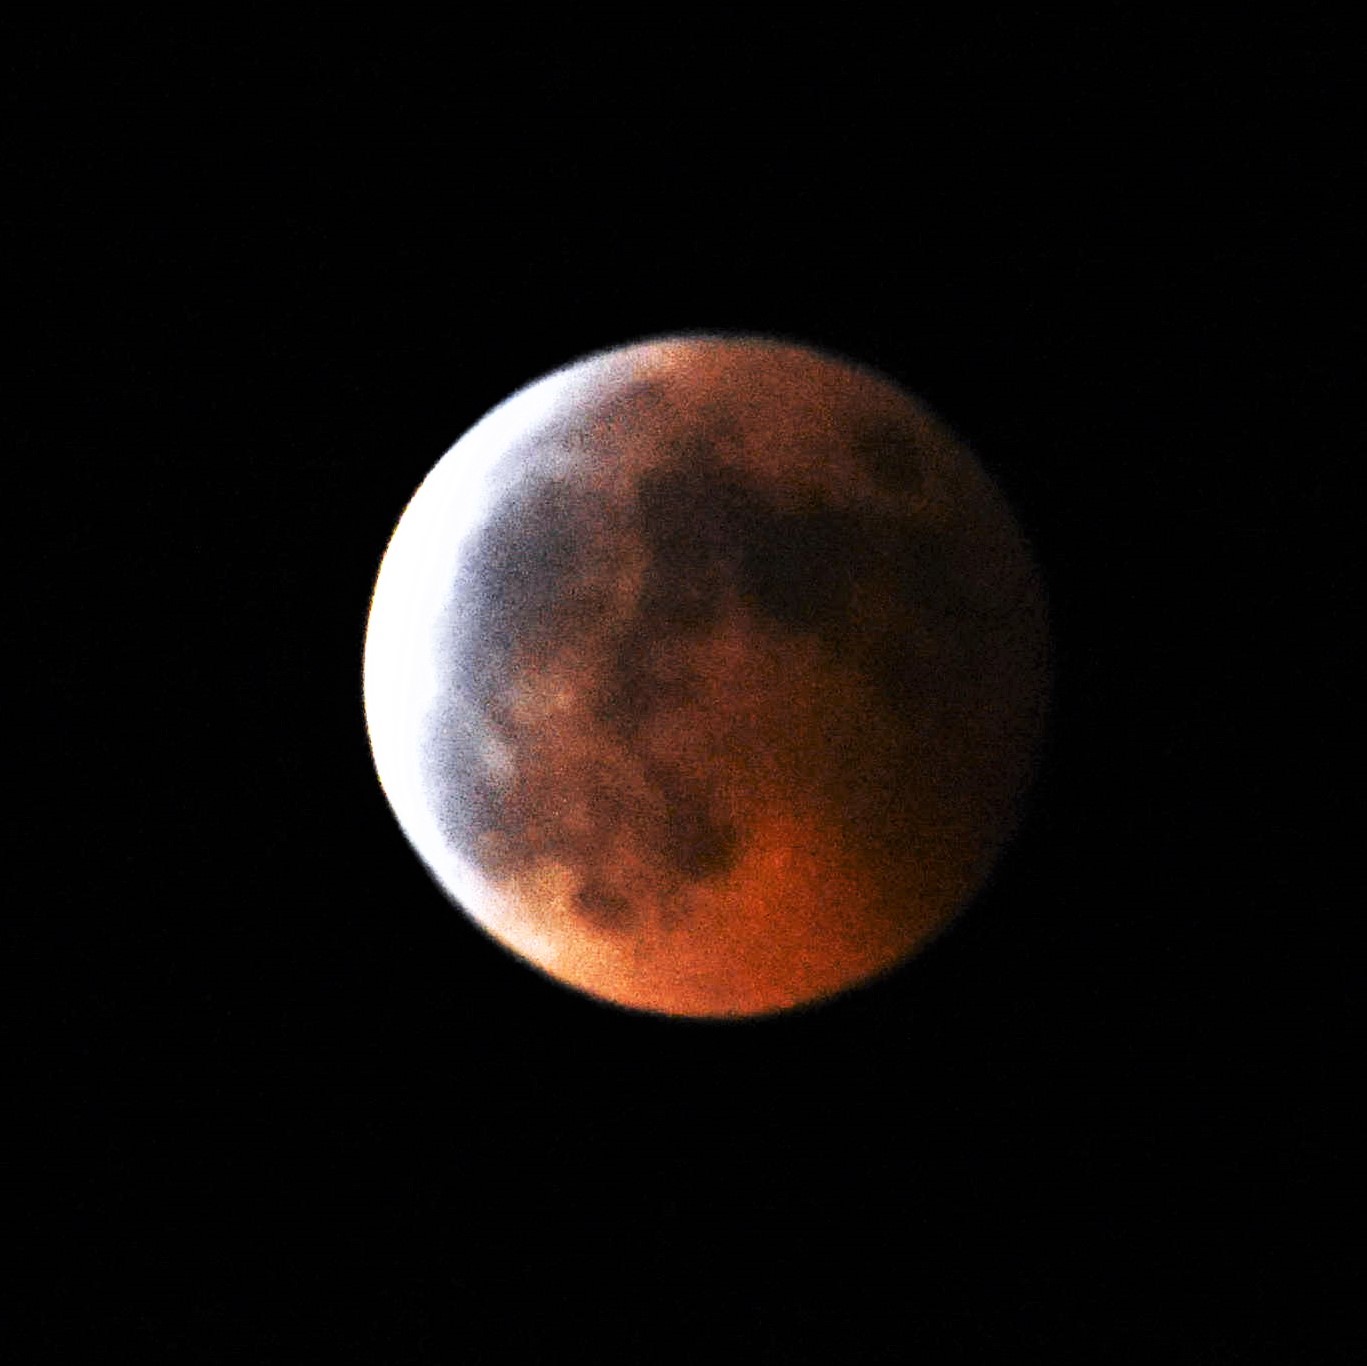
left=371, top=333, right=1051, bottom=1018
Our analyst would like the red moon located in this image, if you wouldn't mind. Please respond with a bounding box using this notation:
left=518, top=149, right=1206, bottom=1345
left=364, top=336, right=1049, bottom=1017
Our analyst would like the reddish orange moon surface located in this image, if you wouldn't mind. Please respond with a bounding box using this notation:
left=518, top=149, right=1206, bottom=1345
left=363, top=336, right=1049, bottom=1017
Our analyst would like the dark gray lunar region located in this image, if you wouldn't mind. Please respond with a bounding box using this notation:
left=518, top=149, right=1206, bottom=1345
left=378, top=338, right=1048, bottom=1015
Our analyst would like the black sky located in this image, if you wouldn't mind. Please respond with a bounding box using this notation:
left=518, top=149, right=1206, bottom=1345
left=11, top=15, right=1358, bottom=1360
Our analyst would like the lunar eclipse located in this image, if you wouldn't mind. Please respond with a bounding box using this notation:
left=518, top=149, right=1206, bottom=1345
left=364, top=336, right=1049, bottom=1017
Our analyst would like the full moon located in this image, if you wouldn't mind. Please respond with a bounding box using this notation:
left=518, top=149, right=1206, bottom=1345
left=364, top=336, right=1049, bottom=1017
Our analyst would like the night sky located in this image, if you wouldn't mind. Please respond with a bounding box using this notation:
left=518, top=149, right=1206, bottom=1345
left=12, top=17, right=1357, bottom=1360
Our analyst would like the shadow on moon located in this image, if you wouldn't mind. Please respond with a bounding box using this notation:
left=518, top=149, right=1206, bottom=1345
left=368, top=336, right=1049, bottom=1016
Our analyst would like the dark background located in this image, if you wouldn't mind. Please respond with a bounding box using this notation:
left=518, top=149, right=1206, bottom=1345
left=11, top=13, right=1358, bottom=1361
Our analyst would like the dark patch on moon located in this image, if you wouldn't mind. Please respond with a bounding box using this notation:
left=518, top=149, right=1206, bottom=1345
left=634, top=436, right=867, bottom=639
left=735, top=499, right=862, bottom=632
left=574, top=878, right=632, bottom=928
left=648, top=760, right=740, bottom=880
left=850, top=416, right=928, bottom=496
left=421, top=425, right=762, bottom=927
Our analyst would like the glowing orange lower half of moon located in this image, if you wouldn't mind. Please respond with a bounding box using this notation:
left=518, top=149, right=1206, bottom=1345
left=364, top=336, right=1049, bottom=1017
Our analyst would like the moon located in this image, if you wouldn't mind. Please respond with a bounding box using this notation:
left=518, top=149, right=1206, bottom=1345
left=364, top=335, right=1049, bottom=1017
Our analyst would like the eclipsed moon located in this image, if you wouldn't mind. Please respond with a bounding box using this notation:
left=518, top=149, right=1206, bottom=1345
left=364, top=335, right=1049, bottom=1017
